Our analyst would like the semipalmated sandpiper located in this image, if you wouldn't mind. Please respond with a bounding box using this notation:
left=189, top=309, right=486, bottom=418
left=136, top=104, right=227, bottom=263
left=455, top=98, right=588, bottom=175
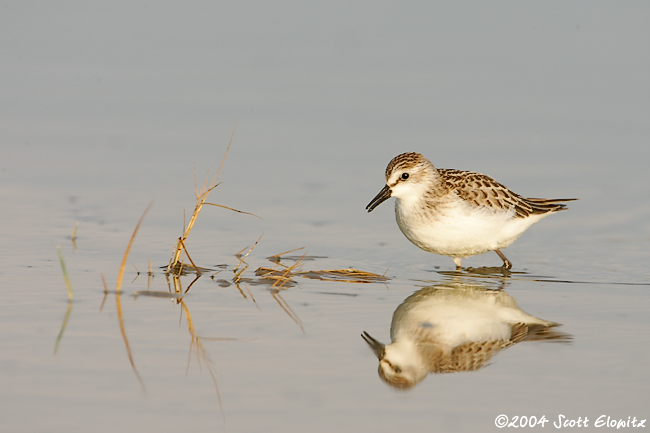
left=366, top=152, right=576, bottom=269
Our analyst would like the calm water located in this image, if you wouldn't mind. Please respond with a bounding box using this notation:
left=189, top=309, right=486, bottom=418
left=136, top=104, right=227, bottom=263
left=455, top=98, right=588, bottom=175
left=2, top=3, right=649, bottom=432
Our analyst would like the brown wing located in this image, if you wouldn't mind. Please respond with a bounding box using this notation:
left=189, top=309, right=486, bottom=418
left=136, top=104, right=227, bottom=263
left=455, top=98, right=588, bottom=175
left=427, top=322, right=571, bottom=373
left=438, top=169, right=577, bottom=218
left=428, top=340, right=509, bottom=373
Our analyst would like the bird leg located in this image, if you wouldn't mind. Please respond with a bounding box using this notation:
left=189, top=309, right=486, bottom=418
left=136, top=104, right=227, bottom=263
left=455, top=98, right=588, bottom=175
left=494, top=249, right=512, bottom=269
left=453, top=257, right=462, bottom=270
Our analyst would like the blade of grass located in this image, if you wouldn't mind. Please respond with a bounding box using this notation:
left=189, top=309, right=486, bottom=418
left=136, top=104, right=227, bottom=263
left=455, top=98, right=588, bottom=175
left=113, top=202, right=152, bottom=394
left=267, top=247, right=305, bottom=263
left=116, top=202, right=152, bottom=293
left=233, top=234, right=263, bottom=275
left=213, top=119, right=236, bottom=184
left=204, top=202, right=261, bottom=219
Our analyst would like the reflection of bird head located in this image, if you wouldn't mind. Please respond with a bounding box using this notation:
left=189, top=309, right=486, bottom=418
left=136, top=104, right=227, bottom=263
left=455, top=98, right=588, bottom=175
left=361, top=331, right=430, bottom=390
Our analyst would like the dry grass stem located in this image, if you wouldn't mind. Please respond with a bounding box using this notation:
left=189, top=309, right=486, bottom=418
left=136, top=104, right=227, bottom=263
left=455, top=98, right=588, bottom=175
left=267, top=247, right=305, bottom=264
left=265, top=252, right=307, bottom=332
left=167, top=122, right=258, bottom=277
left=250, top=251, right=393, bottom=331
left=166, top=273, right=184, bottom=295
left=116, top=202, right=152, bottom=293
left=233, top=234, right=263, bottom=277
left=110, top=203, right=151, bottom=394
left=254, top=268, right=297, bottom=286
left=178, top=237, right=202, bottom=275
left=297, top=269, right=390, bottom=283
left=204, top=202, right=261, bottom=219
left=230, top=237, right=263, bottom=305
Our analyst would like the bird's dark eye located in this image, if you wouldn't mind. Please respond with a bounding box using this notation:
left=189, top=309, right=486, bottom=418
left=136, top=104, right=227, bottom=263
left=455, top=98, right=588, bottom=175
left=394, top=366, right=402, bottom=373
left=401, top=173, right=409, bottom=180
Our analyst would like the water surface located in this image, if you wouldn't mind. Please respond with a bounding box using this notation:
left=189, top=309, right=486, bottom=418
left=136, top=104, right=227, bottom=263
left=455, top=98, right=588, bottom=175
left=1, top=3, right=649, bottom=432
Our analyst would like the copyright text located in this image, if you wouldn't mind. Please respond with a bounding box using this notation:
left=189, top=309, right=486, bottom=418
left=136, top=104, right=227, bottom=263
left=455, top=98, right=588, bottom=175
left=494, top=414, right=646, bottom=429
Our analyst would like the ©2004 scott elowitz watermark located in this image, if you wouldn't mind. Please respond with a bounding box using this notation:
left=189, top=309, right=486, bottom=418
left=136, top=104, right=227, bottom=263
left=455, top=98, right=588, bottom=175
left=495, top=414, right=647, bottom=429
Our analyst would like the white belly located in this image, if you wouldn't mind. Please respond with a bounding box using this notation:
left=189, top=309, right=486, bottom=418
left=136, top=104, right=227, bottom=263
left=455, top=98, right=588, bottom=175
left=395, top=198, right=547, bottom=258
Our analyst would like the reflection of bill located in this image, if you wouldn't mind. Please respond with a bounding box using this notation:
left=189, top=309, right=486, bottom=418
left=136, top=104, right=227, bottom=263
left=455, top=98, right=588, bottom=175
left=362, top=285, right=571, bottom=389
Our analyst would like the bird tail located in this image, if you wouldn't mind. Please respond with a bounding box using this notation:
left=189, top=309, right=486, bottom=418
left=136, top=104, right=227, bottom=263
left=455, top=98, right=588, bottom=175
left=523, top=197, right=577, bottom=213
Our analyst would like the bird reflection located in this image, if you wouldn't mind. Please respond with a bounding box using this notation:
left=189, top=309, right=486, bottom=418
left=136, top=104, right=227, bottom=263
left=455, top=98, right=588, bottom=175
left=362, top=283, right=570, bottom=389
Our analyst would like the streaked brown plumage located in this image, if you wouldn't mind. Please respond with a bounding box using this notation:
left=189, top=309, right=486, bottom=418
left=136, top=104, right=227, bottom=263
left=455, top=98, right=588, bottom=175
left=367, top=152, right=577, bottom=269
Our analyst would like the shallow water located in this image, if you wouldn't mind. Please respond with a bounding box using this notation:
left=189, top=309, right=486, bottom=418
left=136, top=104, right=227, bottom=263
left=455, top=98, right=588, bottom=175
left=2, top=3, right=649, bottom=432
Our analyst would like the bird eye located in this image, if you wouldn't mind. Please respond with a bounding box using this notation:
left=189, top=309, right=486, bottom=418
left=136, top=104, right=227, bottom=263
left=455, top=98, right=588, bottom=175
left=394, top=366, right=402, bottom=373
left=401, top=173, right=409, bottom=180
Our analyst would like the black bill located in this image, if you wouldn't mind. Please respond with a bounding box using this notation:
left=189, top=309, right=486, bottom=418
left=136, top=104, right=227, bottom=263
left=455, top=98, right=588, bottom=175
left=365, top=184, right=392, bottom=213
left=361, top=331, right=385, bottom=360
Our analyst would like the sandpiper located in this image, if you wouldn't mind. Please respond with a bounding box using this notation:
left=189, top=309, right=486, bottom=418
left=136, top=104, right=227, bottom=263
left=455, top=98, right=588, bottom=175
left=362, top=284, right=570, bottom=389
left=366, top=152, right=576, bottom=270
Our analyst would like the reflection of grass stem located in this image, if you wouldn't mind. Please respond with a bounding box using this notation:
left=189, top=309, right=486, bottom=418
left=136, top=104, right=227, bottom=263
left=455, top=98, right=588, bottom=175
left=71, top=223, right=78, bottom=252
left=53, top=301, right=73, bottom=356
left=180, top=299, right=225, bottom=427
left=54, top=246, right=74, bottom=355
left=271, top=291, right=304, bottom=333
left=57, top=245, right=73, bottom=300
left=116, top=290, right=146, bottom=393
left=99, top=273, right=109, bottom=312
left=112, top=202, right=152, bottom=393
left=268, top=252, right=306, bottom=332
